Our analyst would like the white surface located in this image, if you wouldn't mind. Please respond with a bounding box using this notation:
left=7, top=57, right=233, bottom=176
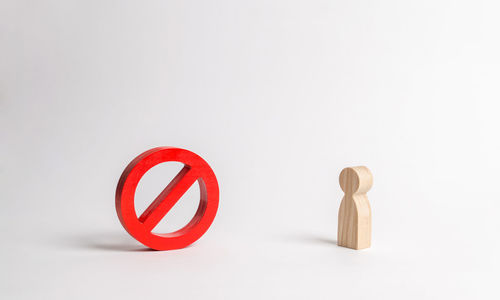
left=1, top=0, right=500, bottom=299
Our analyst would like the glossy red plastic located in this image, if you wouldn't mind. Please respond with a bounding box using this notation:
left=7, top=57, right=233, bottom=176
left=115, top=147, right=219, bottom=250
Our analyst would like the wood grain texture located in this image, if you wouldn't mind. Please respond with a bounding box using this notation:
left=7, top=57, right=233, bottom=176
left=337, top=166, right=373, bottom=250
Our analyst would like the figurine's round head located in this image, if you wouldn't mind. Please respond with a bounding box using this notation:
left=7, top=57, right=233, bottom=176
left=339, top=166, right=373, bottom=194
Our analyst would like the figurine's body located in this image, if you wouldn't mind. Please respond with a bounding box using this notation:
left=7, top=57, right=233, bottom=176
left=337, top=166, right=373, bottom=250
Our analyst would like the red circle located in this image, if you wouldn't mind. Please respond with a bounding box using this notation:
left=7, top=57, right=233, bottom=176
left=115, top=147, right=219, bottom=250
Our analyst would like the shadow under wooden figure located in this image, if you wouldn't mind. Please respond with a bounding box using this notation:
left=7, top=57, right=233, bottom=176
left=337, top=166, right=373, bottom=250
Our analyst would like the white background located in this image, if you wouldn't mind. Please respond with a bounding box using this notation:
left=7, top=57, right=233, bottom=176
left=1, top=0, right=500, bottom=299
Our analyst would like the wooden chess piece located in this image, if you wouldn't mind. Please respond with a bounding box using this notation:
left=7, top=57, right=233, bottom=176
left=337, top=166, right=373, bottom=250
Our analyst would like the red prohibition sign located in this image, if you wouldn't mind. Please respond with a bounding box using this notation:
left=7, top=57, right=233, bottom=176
left=115, top=147, right=219, bottom=250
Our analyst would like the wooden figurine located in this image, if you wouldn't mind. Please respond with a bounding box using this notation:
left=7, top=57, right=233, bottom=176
left=337, top=166, right=373, bottom=250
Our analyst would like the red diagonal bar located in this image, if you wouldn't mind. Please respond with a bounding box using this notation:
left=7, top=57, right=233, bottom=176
left=139, top=166, right=199, bottom=231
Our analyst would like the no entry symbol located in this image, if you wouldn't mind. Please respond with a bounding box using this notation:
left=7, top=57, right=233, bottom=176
left=115, top=147, right=219, bottom=250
